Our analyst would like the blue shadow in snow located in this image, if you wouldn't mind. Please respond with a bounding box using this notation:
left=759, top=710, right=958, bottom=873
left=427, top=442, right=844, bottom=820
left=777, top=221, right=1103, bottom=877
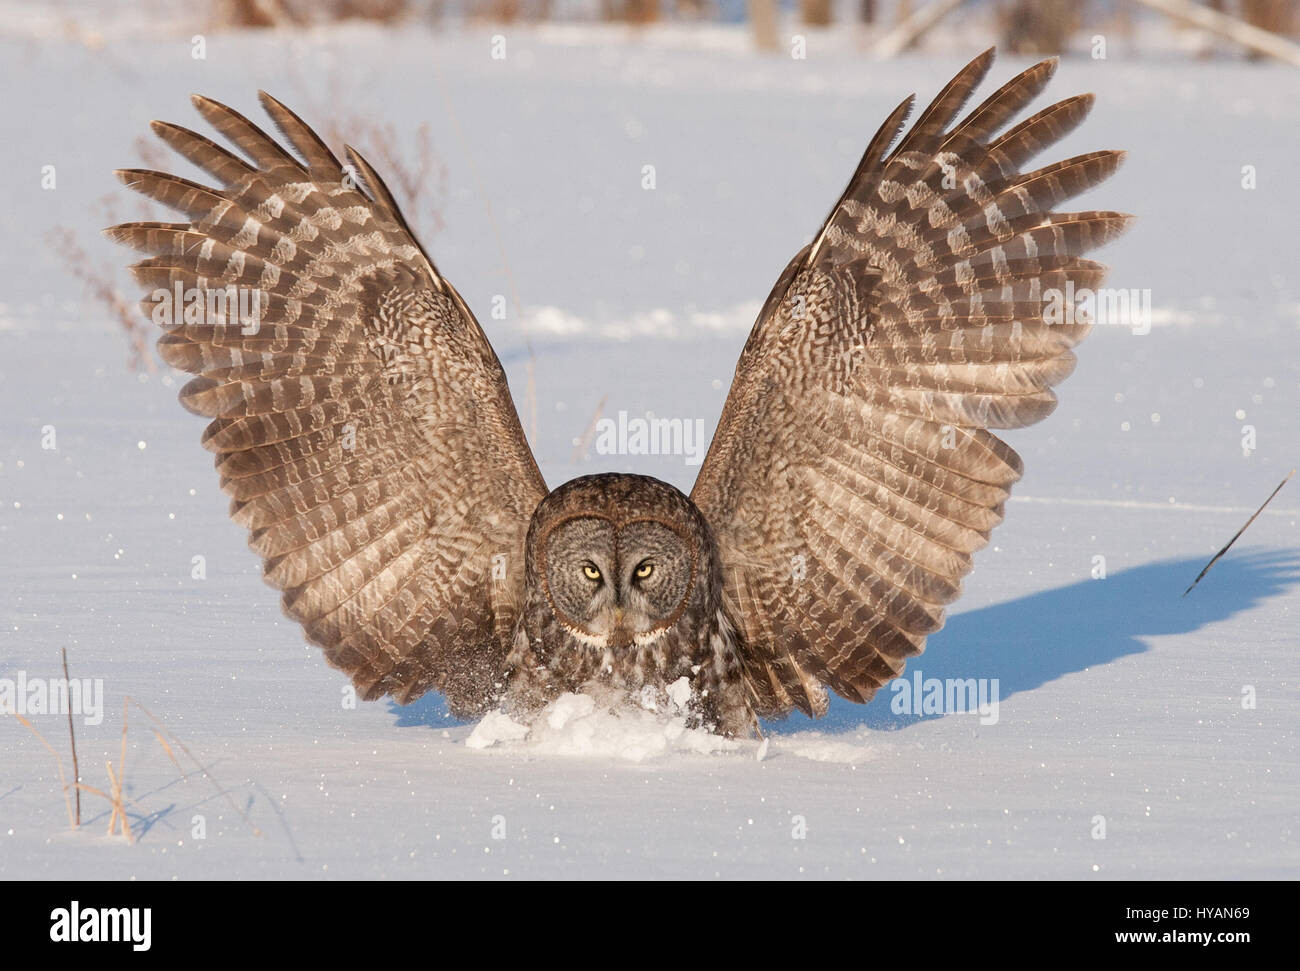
left=386, top=690, right=473, bottom=729
left=769, top=547, right=1300, bottom=734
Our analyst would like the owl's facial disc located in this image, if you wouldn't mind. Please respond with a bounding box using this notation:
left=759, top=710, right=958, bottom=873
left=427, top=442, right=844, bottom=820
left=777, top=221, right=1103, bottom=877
left=542, top=516, right=695, bottom=649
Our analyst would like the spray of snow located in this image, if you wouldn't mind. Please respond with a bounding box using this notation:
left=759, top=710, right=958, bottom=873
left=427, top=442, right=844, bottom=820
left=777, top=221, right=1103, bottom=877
left=465, top=687, right=878, bottom=765
left=466, top=687, right=740, bottom=761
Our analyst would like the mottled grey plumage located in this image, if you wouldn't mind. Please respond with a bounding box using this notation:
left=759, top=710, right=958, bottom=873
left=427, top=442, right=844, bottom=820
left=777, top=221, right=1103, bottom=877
left=504, top=474, right=750, bottom=734
left=108, top=50, right=1127, bottom=736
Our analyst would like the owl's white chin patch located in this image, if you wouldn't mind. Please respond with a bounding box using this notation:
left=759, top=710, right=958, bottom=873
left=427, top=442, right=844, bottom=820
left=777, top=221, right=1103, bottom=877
left=631, top=627, right=670, bottom=648
left=557, top=619, right=669, bottom=650
left=559, top=616, right=670, bottom=652
left=557, top=621, right=612, bottom=649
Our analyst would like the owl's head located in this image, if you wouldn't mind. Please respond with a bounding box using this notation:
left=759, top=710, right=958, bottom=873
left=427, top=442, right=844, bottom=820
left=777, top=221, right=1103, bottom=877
left=526, top=474, right=716, bottom=650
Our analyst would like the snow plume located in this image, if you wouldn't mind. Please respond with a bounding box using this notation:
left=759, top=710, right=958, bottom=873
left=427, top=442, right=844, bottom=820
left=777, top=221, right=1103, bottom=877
left=466, top=687, right=740, bottom=761
left=465, top=685, right=878, bottom=765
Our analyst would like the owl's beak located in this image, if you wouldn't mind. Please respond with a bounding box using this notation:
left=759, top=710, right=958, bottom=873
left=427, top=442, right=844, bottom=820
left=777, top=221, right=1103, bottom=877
left=607, top=606, right=633, bottom=649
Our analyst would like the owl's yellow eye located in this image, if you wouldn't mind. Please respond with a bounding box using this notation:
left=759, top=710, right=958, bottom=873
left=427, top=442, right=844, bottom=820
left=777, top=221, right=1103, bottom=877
left=634, top=561, right=654, bottom=580
left=582, top=564, right=602, bottom=581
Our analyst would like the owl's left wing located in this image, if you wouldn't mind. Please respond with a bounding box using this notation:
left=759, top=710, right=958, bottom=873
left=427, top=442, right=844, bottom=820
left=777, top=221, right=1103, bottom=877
left=690, top=51, right=1130, bottom=718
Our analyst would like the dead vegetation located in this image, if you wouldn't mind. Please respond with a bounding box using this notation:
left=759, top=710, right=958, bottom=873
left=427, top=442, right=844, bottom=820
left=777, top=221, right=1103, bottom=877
left=4, top=654, right=262, bottom=844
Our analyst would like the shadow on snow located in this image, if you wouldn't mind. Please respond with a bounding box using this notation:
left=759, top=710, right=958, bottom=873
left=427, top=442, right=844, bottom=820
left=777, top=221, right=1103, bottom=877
left=783, top=546, right=1300, bottom=734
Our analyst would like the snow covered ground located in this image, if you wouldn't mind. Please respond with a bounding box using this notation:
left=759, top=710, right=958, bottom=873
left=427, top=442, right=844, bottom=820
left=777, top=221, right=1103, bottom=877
left=1, top=16, right=1298, bottom=879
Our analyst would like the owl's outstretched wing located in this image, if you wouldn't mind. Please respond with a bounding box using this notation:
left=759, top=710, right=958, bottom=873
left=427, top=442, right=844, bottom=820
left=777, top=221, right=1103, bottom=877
left=107, top=93, right=546, bottom=714
left=690, top=50, right=1129, bottom=718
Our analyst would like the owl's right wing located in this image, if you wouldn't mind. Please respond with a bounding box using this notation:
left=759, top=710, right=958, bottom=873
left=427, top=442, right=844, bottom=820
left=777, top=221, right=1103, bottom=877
left=107, top=93, right=547, bottom=714
left=690, top=51, right=1129, bottom=718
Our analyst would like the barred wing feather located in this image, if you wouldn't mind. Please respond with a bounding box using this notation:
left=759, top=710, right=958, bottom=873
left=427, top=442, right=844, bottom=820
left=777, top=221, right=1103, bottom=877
left=107, top=93, right=546, bottom=714
left=691, top=51, right=1130, bottom=717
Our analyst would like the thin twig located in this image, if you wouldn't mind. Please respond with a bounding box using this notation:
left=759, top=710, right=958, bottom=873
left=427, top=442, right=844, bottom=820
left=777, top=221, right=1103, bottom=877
left=1184, top=469, right=1295, bottom=596
left=151, top=729, right=183, bottom=774
left=74, top=771, right=178, bottom=845
left=4, top=708, right=76, bottom=829
left=119, top=696, right=129, bottom=836
left=105, top=761, right=119, bottom=837
left=47, top=227, right=156, bottom=373
left=104, top=759, right=132, bottom=842
left=570, top=394, right=608, bottom=463
left=61, top=648, right=81, bottom=827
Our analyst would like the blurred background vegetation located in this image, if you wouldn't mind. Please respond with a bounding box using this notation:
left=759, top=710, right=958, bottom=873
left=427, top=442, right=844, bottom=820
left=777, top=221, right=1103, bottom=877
left=205, top=0, right=1299, bottom=61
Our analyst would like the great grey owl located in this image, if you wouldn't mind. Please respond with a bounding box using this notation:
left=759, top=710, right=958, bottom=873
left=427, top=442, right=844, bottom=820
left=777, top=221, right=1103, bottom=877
left=108, top=50, right=1127, bottom=737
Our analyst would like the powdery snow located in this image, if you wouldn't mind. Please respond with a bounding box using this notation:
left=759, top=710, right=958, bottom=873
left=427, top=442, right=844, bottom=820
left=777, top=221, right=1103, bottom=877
left=466, top=692, right=743, bottom=761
